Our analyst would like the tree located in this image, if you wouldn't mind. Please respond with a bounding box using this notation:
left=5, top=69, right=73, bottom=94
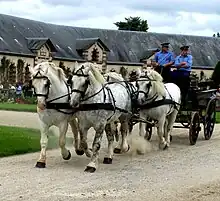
left=213, top=32, right=220, bottom=37
left=0, top=56, right=11, bottom=84
left=119, top=66, right=128, bottom=79
left=17, top=59, right=25, bottom=83
left=114, top=16, right=149, bottom=32
left=211, top=61, right=220, bottom=88
left=8, top=62, right=16, bottom=84
left=58, top=61, right=71, bottom=78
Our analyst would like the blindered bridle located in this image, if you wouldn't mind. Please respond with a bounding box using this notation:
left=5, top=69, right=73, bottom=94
left=31, top=71, right=51, bottom=99
left=71, top=66, right=90, bottom=99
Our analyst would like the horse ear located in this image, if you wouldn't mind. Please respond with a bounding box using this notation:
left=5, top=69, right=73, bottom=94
left=28, top=66, right=34, bottom=74
left=73, top=61, right=79, bottom=71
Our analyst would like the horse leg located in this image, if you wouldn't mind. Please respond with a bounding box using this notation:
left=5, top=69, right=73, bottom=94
left=114, top=117, right=129, bottom=153
left=35, top=122, right=49, bottom=168
left=157, top=118, right=168, bottom=150
left=58, top=121, right=71, bottom=160
left=165, top=111, right=178, bottom=147
left=78, top=124, right=92, bottom=158
left=85, top=125, right=105, bottom=173
left=103, top=123, right=114, bottom=164
left=69, top=118, right=84, bottom=156
left=139, top=122, right=146, bottom=137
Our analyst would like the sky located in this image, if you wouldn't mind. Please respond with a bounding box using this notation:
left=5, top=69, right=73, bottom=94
left=0, top=0, right=219, bottom=36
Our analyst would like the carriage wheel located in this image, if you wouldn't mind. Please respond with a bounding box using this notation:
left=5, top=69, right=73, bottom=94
left=145, top=123, right=152, bottom=141
left=189, top=112, right=200, bottom=145
left=204, top=99, right=216, bottom=140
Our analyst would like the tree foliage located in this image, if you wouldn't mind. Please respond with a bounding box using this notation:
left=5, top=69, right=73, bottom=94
left=211, top=61, right=220, bottom=87
left=213, top=32, right=220, bottom=37
left=0, top=56, right=11, bottom=84
left=114, top=16, right=149, bottom=32
left=119, top=66, right=128, bottom=79
left=17, top=59, right=25, bottom=83
left=58, top=61, right=71, bottom=78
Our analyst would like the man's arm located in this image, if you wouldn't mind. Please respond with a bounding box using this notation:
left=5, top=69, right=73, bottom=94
left=154, top=53, right=159, bottom=66
left=164, top=52, right=175, bottom=67
left=174, top=56, right=180, bottom=67
left=182, top=55, right=193, bottom=68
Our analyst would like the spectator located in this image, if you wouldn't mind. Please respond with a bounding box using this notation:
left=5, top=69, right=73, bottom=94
left=15, top=82, right=22, bottom=101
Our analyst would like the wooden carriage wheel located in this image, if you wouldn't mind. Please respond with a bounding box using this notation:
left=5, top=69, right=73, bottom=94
left=204, top=98, right=216, bottom=140
left=189, top=111, right=201, bottom=145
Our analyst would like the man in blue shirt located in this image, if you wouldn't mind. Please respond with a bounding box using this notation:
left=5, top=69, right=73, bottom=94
left=174, top=45, right=193, bottom=106
left=154, top=42, right=175, bottom=83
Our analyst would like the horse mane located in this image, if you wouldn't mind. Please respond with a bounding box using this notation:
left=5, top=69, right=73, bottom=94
left=104, top=72, right=124, bottom=82
left=89, top=63, right=106, bottom=85
left=34, top=61, right=66, bottom=82
left=74, top=62, right=105, bottom=87
left=147, top=70, right=166, bottom=97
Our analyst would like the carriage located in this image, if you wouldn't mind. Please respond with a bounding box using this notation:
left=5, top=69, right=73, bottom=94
left=140, top=72, right=218, bottom=145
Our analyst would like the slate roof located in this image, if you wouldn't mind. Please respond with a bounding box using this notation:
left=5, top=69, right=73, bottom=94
left=76, top=38, right=110, bottom=51
left=0, top=13, right=220, bottom=67
left=26, top=37, right=57, bottom=52
left=140, top=48, right=160, bottom=60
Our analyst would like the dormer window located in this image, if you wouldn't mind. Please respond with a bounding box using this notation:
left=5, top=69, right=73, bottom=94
left=40, top=49, right=47, bottom=57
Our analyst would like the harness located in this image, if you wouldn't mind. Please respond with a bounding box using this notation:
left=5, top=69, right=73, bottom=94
left=135, top=76, right=180, bottom=112
left=31, top=70, right=73, bottom=114
left=70, top=66, right=134, bottom=121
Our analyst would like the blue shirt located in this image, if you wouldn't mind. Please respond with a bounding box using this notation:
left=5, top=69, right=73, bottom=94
left=154, top=51, right=174, bottom=66
left=174, top=54, right=192, bottom=71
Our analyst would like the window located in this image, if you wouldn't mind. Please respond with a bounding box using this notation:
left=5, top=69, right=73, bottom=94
left=40, top=50, right=47, bottom=57
left=91, top=48, right=99, bottom=62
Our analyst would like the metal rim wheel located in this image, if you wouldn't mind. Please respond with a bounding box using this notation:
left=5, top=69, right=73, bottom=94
left=189, top=111, right=200, bottom=145
left=204, top=99, right=216, bottom=140
left=145, top=123, right=152, bottom=141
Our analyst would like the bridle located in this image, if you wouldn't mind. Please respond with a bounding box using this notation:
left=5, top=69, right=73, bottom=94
left=135, top=76, right=159, bottom=102
left=31, top=71, right=51, bottom=99
left=71, top=66, right=90, bottom=99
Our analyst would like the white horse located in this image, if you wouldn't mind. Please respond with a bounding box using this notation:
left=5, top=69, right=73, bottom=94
left=136, top=69, right=181, bottom=149
left=29, top=61, right=83, bottom=168
left=69, top=62, right=133, bottom=172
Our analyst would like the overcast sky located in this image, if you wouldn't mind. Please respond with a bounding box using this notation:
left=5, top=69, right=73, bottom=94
left=0, top=0, right=219, bottom=36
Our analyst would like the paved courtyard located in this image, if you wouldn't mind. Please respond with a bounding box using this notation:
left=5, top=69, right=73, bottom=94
left=0, top=110, right=220, bottom=201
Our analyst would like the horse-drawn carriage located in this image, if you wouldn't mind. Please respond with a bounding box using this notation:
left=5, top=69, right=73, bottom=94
left=140, top=71, right=218, bottom=145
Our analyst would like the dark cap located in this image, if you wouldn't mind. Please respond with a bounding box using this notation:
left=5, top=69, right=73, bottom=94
left=180, top=45, right=189, bottom=50
left=161, top=42, right=170, bottom=48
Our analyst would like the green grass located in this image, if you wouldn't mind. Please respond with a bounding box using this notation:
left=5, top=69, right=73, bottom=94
left=0, top=125, right=70, bottom=157
left=0, top=103, right=36, bottom=112
left=216, top=112, right=220, bottom=123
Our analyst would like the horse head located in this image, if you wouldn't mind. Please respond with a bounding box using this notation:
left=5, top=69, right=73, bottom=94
left=136, top=69, right=166, bottom=105
left=70, top=62, right=105, bottom=107
left=29, top=61, right=66, bottom=110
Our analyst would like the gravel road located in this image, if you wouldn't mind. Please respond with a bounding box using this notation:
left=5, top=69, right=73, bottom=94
left=0, top=110, right=220, bottom=201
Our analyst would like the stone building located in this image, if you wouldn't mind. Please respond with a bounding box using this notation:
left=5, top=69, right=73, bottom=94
left=0, top=13, right=220, bottom=83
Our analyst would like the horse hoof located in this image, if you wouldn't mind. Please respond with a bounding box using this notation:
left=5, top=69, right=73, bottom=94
left=163, top=144, right=169, bottom=150
left=126, top=145, right=130, bottom=152
left=63, top=150, right=71, bottom=160
left=84, top=166, right=96, bottom=173
left=103, top=157, right=113, bottom=164
left=113, top=148, right=121, bottom=154
left=75, top=149, right=84, bottom=156
left=35, top=161, right=46, bottom=168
